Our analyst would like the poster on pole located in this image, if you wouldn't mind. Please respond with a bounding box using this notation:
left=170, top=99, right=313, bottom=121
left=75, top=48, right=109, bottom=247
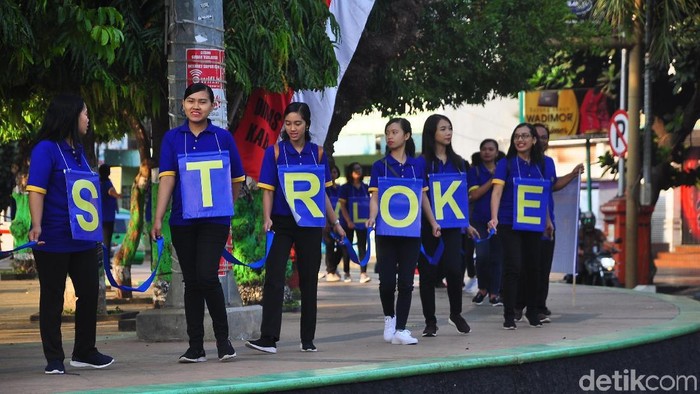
left=186, top=48, right=226, bottom=128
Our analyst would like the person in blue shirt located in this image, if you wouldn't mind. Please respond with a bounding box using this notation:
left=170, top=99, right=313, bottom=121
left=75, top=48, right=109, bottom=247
left=468, top=139, right=505, bottom=307
left=366, top=118, right=439, bottom=346
left=321, top=163, right=343, bottom=282
left=99, top=164, right=121, bottom=255
left=151, top=83, right=245, bottom=363
left=245, top=102, right=345, bottom=354
left=28, top=93, right=114, bottom=374
left=489, top=123, right=556, bottom=330
left=418, top=114, right=477, bottom=337
left=338, top=161, right=371, bottom=283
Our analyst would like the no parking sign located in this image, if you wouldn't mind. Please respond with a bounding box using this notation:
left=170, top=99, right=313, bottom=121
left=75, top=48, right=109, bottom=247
left=608, top=110, right=629, bottom=157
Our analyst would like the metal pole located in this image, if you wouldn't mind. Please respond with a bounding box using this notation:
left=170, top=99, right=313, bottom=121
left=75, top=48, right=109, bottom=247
left=586, top=137, right=593, bottom=212
left=618, top=44, right=627, bottom=197
left=641, top=0, right=653, bottom=206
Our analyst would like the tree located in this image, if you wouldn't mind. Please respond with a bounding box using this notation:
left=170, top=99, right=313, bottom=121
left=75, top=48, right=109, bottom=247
left=531, top=1, right=700, bottom=205
left=325, top=0, right=580, bottom=155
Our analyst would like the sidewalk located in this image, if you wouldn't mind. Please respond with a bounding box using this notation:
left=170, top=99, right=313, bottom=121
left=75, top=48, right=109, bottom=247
left=1, top=266, right=699, bottom=393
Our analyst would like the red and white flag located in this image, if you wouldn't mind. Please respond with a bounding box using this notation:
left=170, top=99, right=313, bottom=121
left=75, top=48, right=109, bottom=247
left=293, top=0, right=376, bottom=146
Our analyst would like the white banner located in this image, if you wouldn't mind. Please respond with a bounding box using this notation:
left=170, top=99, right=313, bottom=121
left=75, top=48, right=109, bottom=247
left=292, top=0, right=376, bottom=146
left=552, top=177, right=581, bottom=275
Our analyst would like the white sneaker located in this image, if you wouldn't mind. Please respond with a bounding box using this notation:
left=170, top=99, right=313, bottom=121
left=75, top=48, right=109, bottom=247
left=343, top=273, right=352, bottom=283
left=360, top=273, right=371, bottom=283
left=383, top=316, right=396, bottom=342
left=326, top=272, right=341, bottom=282
left=391, top=329, right=418, bottom=345
left=463, top=277, right=478, bottom=294
left=317, top=271, right=326, bottom=280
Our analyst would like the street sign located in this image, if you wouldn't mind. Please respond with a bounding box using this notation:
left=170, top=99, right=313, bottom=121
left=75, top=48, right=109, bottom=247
left=608, top=109, right=629, bottom=157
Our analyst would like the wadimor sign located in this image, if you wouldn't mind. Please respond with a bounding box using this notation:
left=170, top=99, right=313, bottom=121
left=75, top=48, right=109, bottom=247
left=522, top=88, right=613, bottom=140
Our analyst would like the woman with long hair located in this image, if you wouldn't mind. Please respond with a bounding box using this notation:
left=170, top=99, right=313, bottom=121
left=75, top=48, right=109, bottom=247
left=366, top=118, right=438, bottom=345
left=338, top=161, right=371, bottom=283
left=246, top=102, right=345, bottom=354
left=489, top=123, right=555, bottom=330
left=28, top=93, right=114, bottom=374
left=418, top=114, right=476, bottom=337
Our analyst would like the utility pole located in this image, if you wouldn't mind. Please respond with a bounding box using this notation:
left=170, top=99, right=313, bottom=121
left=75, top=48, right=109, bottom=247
left=625, top=0, right=643, bottom=288
left=137, top=0, right=260, bottom=341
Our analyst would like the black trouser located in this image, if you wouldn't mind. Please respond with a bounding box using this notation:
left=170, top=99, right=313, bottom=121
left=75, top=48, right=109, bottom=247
left=34, top=247, right=99, bottom=362
left=171, top=223, right=230, bottom=350
left=418, top=227, right=464, bottom=323
left=322, top=228, right=342, bottom=274
left=473, top=221, right=503, bottom=295
left=260, top=215, right=322, bottom=343
left=498, top=225, right=542, bottom=322
left=376, top=235, right=420, bottom=331
left=516, top=232, right=555, bottom=312
left=538, top=234, right=555, bottom=310
left=341, top=227, right=368, bottom=274
left=102, top=220, right=115, bottom=251
left=462, top=233, right=476, bottom=278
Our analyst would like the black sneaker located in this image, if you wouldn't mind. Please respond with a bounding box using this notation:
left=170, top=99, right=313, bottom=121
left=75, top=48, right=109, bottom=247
left=70, top=351, right=114, bottom=368
left=448, top=314, right=471, bottom=334
left=538, top=313, right=551, bottom=323
left=542, top=307, right=552, bottom=316
left=503, top=320, right=517, bottom=330
left=489, top=296, right=503, bottom=307
left=514, top=308, right=523, bottom=322
left=44, top=360, right=65, bottom=375
left=245, top=338, right=277, bottom=354
left=178, top=348, right=207, bottom=363
left=217, top=340, right=237, bottom=361
left=422, top=321, right=438, bottom=337
left=471, top=291, right=487, bottom=305
left=300, top=341, right=317, bottom=352
left=526, top=314, right=543, bottom=328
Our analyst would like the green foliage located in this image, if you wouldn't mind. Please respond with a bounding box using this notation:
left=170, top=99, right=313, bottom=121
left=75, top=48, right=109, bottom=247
left=9, top=193, right=30, bottom=253
left=224, top=0, right=339, bottom=95
left=0, top=143, right=19, bottom=209
left=231, top=187, right=265, bottom=285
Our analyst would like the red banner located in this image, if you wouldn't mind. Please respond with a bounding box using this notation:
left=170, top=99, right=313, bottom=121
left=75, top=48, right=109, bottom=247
left=232, top=88, right=293, bottom=181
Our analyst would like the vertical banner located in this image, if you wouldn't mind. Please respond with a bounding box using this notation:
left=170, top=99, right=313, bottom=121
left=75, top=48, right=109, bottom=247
left=512, top=178, right=551, bottom=232
left=65, top=171, right=103, bottom=242
left=551, top=178, right=581, bottom=274
left=292, top=0, right=376, bottom=146
left=429, top=173, right=469, bottom=228
left=186, top=48, right=226, bottom=128
left=348, top=196, right=370, bottom=230
left=278, top=165, right=327, bottom=227
left=376, top=177, right=422, bottom=237
left=232, top=89, right=293, bottom=181
left=177, top=151, right=234, bottom=219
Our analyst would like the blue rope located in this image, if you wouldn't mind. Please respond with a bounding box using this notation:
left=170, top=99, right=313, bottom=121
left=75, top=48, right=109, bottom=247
left=220, top=231, right=273, bottom=270
left=104, top=237, right=164, bottom=293
left=330, top=228, right=373, bottom=268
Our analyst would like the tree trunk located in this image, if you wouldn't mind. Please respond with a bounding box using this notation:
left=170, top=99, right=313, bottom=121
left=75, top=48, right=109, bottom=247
left=112, top=110, right=153, bottom=299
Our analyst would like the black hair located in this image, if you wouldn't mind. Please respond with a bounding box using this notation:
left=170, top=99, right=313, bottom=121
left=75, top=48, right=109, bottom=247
left=345, top=161, right=362, bottom=181
left=421, top=114, right=466, bottom=172
left=505, top=123, right=545, bottom=166
left=471, top=138, right=500, bottom=167
left=183, top=83, right=214, bottom=102
left=99, top=164, right=111, bottom=181
left=280, top=102, right=312, bottom=143
left=384, top=118, right=415, bottom=157
left=32, top=93, right=86, bottom=148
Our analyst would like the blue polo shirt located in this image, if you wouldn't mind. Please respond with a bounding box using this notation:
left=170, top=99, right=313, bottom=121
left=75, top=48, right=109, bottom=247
left=368, top=154, right=428, bottom=193
left=27, top=140, right=97, bottom=253
left=467, top=163, right=495, bottom=224
left=100, top=179, right=118, bottom=223
left=159, top=120, right=245, bottom=226
left=258, top=140, right=332, bottom=217
left=338, top=181, right=370, bottom=202
left=423, top=157, right=467, bottom=202
left=491, top=156, right=555, bottom=227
